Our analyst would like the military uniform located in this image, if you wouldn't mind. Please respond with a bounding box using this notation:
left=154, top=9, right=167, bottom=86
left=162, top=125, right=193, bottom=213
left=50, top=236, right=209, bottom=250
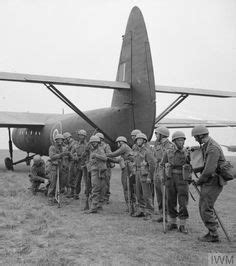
left=153, top=138, right=174, bottom=215
left=100, top=141, right=113, bottom=203
left=71, top=139, right=88, bottom=198
left=196, top=137, right=225, bottom=237
left=133, top=144, right=155, bottom=217
left=160, top=145, right=190, bottom=226
left=107, top=142, right=135, bottom=206
left=29, top=158, right=47, bottom=194
left=48, top=144, right=66, bottom=199
left=87, top=145, right=107, bottom=212
left=64, top=138, right=76, bottom=191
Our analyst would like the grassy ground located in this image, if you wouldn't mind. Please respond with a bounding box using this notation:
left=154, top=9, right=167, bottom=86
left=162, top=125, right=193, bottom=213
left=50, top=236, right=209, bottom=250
left=0, top=150, right=235, bottom=265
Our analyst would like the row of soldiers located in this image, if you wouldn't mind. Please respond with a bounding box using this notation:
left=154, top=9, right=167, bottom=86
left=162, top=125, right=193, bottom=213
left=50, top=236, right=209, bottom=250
left=29, top=125, right=226, bottom=243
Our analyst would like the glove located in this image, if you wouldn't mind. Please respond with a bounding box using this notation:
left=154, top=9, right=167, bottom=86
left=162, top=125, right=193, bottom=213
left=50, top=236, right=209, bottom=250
left=146, top=177, right=152, bottom=184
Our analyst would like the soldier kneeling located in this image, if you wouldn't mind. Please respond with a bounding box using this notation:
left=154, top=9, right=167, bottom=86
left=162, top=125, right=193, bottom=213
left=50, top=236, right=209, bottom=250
left=29, top=155, right=49, bottom=195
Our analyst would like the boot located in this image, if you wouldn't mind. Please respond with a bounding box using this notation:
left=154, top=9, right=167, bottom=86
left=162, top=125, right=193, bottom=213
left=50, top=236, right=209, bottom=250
left=167, top=223, right=178, bottom=231
left=73, top=193, right=80, bottom=200
left=47, top=197, right=55, bottom=206
left=143, top=213, right=152, bottom=221
left=97, top=205, right=103, bottom=211
left=155, top=216, right=168, bottom=223
left=83, top=198, right=89, bottom=211
left=198, top=231, right=220, bottom=242
left=66, top=188, right=74, bottom=198
left=178, top=219, right=188, bottom=234
left=132, top=211, right=145, bottom=217
left=179, top=225, right=188, bottom=234
left=84, top=209, right=98, bottom=214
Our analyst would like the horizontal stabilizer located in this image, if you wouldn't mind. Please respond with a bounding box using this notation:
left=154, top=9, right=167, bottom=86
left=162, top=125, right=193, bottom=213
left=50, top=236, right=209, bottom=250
left=157, top=117, right=236, bottom=128
left=156, top=85, right=236, bottom=98
left=0, top=111, right=61, bottom=128
left=0, top=72, right=130, bottom=90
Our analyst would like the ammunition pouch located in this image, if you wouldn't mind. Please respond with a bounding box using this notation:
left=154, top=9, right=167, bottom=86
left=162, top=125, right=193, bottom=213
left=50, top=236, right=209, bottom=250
left=165, top=163, right=172, bottom=178
left=140, top=161, right=148, bottom=177
left=182, top=164, right=192, bottom=182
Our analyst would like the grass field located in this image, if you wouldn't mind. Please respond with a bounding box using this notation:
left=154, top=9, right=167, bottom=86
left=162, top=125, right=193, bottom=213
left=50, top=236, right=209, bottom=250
left=0, top=150, right=235, bottom=265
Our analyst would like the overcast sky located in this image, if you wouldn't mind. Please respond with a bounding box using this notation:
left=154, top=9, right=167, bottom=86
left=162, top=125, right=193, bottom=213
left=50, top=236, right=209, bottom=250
left=0, top=0, right=235, bottom=152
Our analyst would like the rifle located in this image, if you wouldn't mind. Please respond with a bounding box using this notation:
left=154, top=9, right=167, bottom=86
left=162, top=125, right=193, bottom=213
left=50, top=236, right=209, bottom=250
left=162, top=180, right=166, bottom=233
left=127, top=174, right=135, bottom=216
left=192, top=171, right=231, bottom=242
left=55, top=166, right=61, bottom=208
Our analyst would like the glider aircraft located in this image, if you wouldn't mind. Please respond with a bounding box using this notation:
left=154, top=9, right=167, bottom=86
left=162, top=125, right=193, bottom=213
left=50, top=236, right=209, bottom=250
left=0, top=6, right=236, bottom=170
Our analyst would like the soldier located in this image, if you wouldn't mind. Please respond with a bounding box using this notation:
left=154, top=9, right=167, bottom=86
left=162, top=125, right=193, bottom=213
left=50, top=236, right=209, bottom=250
left=131, top=129, right=142, bottom=146
left=160, top=131, right=190, bottom=233
left=70, top=129, right=88, bottom=200
left=85, top=135, right=107, bottom=214
left=96, top=132, right=114, bottom=204
left=107, top=136, right=136, bottom=213
left=192, top=125, right=225, bottom=242
left=48, top=134, right=70, bottom=205
left=153, top=126, right=174, bottom=222
left=133, top=133, right=155, bottom=220
left=29, top=155, right=48, bottom=195
left=62, top=132, right=74, bottom=194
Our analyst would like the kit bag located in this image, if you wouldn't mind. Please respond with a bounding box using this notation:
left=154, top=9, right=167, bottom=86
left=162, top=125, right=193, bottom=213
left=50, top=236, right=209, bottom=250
left=217, top=160, right=235, bottom=181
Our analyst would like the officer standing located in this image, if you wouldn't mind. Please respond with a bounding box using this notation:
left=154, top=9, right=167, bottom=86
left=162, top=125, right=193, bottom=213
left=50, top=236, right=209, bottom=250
left=160, top=131, right=190, bottom=233
left=29, top=155, right=48, bottom=195
left=85, top=135, right=107, bottom=214
left=70, top=129, right=88, bottom=199
left=96, top=132, right=114, bottom=204
left=107, top=136, right=136, bottom=213
left=153, top=126, right=174, bottom=222
left=191, top=125, right=225, bottom=242
left=133, top=133, right=155, bottom=220
left=48, top=134, right=69, bottom=205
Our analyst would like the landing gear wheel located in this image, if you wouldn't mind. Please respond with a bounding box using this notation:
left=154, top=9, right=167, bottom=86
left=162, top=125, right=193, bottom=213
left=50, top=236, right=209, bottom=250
left=5, top=157, right=13, bottom=170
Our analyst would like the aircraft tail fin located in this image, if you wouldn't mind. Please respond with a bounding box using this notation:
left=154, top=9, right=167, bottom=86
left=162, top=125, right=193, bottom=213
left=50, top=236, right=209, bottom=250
left=111, top=6, right=156, bottom=141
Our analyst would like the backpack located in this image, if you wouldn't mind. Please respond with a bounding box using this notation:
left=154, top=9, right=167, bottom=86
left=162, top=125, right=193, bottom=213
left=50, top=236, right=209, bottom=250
left=189, top=146, right=204, bottom=173
left=217, top=160, right=235, bottom=181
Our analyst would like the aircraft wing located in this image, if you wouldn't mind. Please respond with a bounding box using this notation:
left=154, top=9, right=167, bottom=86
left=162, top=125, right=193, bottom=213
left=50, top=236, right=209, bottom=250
left=0, top=72, right=130, bottom=90
left=0, top=111, right=62, bottom=128
left=156, top=85, right=236, bottom=98
left=157, top=117, right=236, bottom=128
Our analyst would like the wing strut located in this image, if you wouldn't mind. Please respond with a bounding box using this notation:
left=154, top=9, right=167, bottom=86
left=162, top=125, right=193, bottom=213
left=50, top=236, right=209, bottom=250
left=7, top=127, right=14, bottom=170
left=155, top=94, right=188, bottom=124
left=44, top=83, right=114, bottom=143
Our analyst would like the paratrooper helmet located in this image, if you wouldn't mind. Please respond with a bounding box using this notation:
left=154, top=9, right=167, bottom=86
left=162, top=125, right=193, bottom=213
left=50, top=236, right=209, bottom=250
left=115, top=136, right=127, bottom=143
left=89, top=135, right=100, bottom=143
left=135, top=132, right=148, bottom=141
left=77, top=129, right=87, bottom=136
left=191, top=125, right=209, bottom=137
left=155, top=126, right=170, bottom=137
left=96, top=132, right=104, bottom=140
left=172, top=131, right=186, bottom=141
